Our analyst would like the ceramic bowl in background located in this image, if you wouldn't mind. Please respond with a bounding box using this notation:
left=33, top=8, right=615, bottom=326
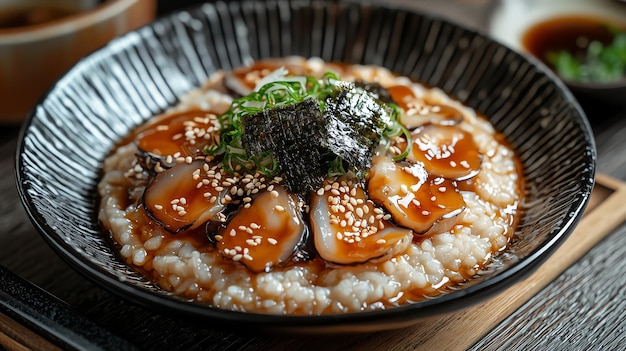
left=0, top=0, right=157, bottom=124
left=16, top=0, right=596, bottom=333
left=488, top=0, right=626, bottom=106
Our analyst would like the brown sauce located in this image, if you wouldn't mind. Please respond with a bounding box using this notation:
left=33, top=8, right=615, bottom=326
left=521, top=15, right=624, bottom=68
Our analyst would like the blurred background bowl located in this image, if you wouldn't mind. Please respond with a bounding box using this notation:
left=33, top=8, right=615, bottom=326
left=0, top=0, right=157, bottom=124
left=488, top=0, right=626, bottom=107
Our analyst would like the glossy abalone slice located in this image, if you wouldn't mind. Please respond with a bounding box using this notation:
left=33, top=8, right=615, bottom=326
left=216, top=185, right=306, bottom=272
left=368, top=155, right=466, bottom=235
left=310, top=179, right=413, bottom=265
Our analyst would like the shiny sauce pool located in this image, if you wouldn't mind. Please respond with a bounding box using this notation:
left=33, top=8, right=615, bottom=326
left=521, top=15, right=624, bottom=68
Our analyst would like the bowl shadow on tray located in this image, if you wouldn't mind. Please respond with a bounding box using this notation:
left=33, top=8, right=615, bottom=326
left=15, top=0, right=596, bottom=333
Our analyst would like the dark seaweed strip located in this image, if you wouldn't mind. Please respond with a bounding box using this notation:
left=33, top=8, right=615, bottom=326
left=353, top=80, right=396, bottom=105
left=322, top=83, right=391, bottom=170
left=241, top=99, right=329, bottom=193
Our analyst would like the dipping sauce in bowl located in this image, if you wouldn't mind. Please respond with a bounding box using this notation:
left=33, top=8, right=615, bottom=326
left=489, top=0, right=626, bottom=106
left=522, top=15, right=626, bottom=84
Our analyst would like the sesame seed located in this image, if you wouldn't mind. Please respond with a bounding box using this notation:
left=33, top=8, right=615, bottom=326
left=438, top=186, right=447, bottom=192
left=267, top=238, right=278, bottom=245
left=271, top=190, right=279, bottom=198
left=422, top=210, right=431, bottom=215
left=401, top=184, right=408, bottom=194
left=317, top=188, right=324, bottom=196
left=274, top=205, right=285, bottom=212
left=232, top=254, right=243, bottom=261
left=154, top=204, right=163, bottom=210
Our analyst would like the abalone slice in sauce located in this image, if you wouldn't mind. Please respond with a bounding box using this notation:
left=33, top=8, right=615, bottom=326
left=387, top=85, right=464, bottom=128
left=222, top=57, right=312, bottom=96
left=407, top=124, right=481, bottom=181
left=216, top=185, right=306, bottom=272
left=368, top=155, right=466, bottom=235
left=143, top=160, right=228, bottom=233
left=310, top=179, right=413, bottom=265
left=134, top=109, right=219, bottom=170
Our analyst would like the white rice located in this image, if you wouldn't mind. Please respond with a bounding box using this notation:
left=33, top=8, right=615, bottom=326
left=98, top=58, right=521, bottom=315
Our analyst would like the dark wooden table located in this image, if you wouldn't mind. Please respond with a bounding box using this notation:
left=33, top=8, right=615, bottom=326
left=2, top=1, right=626, bottom=350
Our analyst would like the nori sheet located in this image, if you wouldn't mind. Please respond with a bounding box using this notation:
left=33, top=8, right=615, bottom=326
left=241, top=83, right=391, bottom=194
left=241, top=99, right=330, bottom=194
left=322, top=82, right=391, bottom=170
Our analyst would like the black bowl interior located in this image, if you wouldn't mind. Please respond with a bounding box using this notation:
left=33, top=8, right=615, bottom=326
left=15, top=0, right=596, bottom=332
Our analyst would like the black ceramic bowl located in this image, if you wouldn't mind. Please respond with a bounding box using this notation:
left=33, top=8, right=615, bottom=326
left=16, top=0, right=596, bottom=333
